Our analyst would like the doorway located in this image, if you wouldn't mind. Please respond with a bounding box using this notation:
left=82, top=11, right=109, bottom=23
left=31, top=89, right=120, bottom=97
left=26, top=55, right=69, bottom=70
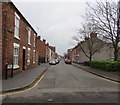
left=22, top=49, right=26, bottom=70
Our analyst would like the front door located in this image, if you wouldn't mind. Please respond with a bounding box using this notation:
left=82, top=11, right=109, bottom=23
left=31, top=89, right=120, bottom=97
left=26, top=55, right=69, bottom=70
left=22, top=49, right=26, bottom=70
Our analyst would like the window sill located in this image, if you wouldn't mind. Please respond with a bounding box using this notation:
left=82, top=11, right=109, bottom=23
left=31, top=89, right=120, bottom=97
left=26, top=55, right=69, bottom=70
left=28, top=43, right=31, bottom=46
left=14, top=36, right=20, bottom=40
left=27, top=60, right=30, bottom=63
left=13, top=65, right=19, bottom=69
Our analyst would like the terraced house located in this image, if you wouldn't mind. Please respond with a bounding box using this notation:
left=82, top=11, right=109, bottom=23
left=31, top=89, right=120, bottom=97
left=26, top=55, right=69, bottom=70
left=1, top=2, right=38, bottom=78
left=68, top=33, right=115, bottom=63
left=36, top=36, right=57, bottom=63
left=46, top=43, right=56, bottom=62
left=36, top=36, right=46, bottom=64
left=0, top=2, right=2, bottom=73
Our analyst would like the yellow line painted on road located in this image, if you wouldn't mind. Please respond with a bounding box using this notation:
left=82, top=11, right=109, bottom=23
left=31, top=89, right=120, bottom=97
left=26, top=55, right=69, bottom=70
left=0, top=71, right=47, bottom=97
left=98, top=76, right=120, bottom=84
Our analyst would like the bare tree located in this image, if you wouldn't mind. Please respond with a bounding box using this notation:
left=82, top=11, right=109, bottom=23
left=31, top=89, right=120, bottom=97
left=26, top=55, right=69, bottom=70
left=72, top=21, right=105, bottom=61
left=86, top=0, right=119, bottom=61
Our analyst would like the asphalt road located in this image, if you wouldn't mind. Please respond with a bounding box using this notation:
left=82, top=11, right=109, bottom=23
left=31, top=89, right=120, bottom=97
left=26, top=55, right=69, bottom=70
left=2, top=60, right=119, bottom=104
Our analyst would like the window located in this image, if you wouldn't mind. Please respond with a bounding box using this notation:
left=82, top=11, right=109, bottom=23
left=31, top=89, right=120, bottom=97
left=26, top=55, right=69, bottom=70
left=33, top=50, right=35, bottom=63
left=13, top=43, right=20, bottom=69
left=27, top=48, right=30, bottom=63
left=14, top=12, right=20, bottom=39
left=28, top=27, right=31, bottom=45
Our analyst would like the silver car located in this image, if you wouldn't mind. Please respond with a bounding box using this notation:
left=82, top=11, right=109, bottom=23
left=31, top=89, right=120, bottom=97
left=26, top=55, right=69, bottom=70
left=55, top=58, right=59, bottom=64
left=49, top=59, right=56, bottom=65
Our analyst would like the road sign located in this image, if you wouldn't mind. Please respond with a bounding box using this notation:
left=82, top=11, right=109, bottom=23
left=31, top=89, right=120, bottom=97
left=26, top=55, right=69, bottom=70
left=7, top=64, right=13, bottom=69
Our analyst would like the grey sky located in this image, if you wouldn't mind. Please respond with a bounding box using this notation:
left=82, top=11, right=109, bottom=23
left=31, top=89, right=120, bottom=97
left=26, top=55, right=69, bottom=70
left=12, top=1, right=89, bottom=55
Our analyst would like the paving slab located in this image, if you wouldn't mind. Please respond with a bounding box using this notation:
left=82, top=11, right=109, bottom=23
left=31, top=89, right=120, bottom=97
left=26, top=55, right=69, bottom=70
left=2, top=63, right=50, bottom=92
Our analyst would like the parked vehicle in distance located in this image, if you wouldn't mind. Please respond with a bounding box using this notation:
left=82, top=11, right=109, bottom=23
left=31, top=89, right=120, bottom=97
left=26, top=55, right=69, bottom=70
left=65, top=59, right=72, bottom=64
left=49, top=59, right=56, bottom=65
left=55, top=58, right=59, bottom=64
left=64, top=58, right=67, bottom=61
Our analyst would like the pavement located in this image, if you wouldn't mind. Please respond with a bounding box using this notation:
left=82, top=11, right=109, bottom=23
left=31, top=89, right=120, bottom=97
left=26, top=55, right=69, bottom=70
left=72, top=62, right=120, bottom=83
left=1, top=63, right=50, bottom=94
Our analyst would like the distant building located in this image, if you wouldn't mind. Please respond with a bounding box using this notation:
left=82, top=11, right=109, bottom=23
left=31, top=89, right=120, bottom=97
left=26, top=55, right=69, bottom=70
left=70, top=34, right=114, bottom=63
left=37, top=36, right=57, bottom=63
left=46, top=43, right=56, bottom=62
left=49, top=46, right=57, bottom=59
left=71, top=45, right=80, bottom=63
left=36, top=36, right=46, bottom=64
left=67, top=48, right=73, bottom=60
left=49, top=46, right=56, bottom=53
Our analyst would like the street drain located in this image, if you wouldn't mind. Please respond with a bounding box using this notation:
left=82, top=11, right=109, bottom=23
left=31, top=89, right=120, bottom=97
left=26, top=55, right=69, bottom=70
left=48, top=98, right=53, bottom=102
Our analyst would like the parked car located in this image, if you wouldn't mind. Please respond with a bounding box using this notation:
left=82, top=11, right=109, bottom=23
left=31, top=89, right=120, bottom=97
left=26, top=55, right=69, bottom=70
left=55, top=58, right=59, bottom=64
left=65, top=59, right=72, bottom=64
left=49, top=59, right=56, bottom=65
left=64, top=58, right=67, bottom=61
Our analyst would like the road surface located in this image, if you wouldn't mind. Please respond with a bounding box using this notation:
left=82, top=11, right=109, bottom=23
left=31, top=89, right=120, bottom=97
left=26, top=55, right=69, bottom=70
left=2, top=60, right=119, bottom=104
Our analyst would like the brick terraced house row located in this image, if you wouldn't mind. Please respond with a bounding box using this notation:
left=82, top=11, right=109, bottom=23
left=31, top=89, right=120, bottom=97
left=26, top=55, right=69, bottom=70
left=36, top=36, right=46, bottom=64
left=49, top=45, right=56, bottom=59
left=46, top=43, right=56, bottom=62
left=1, top=2, right=38, bottom=78
left=68, top=34, right=115, bottom=63
left=0, top=2, right=2, bottom=73
left=36, top=36, right=57, bottom=63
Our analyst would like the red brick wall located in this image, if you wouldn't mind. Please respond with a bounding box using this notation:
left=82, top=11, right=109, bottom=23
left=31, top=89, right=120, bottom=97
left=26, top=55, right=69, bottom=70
left=36, top=38, right=46, bottom=58
left=0, top=3, right=2, bottom=73
left=2, top=2, right=38, bottom=76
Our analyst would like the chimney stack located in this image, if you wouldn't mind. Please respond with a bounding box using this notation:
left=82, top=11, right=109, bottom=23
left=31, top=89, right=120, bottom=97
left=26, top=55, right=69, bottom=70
left=43, top=39, right=46, bottom=44
left=37, top=36, right=41, bottom=40
left=47, top=43, right=49, bottom=46
left=90, top=33, right=97, bottom=38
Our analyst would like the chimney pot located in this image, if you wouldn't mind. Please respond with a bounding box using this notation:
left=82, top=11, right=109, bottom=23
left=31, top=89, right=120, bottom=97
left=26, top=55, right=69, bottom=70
left=37, top=36, right=41, bottom=40
left=43, top=39, right=46, bottom=44
left=47, top=43, right=49, bottom=46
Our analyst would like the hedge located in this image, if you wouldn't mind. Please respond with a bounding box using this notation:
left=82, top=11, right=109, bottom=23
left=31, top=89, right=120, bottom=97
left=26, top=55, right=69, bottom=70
left=88, top=60, right=120, bottom=71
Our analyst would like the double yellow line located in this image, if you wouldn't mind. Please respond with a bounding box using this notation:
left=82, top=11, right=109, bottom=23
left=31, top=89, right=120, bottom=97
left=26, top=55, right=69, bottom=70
left=98, top=76, right=120, bottom=84
left=0, top=71, right=47, bottom=97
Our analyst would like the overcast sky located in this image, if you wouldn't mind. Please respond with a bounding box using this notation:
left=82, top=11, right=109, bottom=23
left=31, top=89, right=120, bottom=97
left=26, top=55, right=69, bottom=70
left=11, top=0, right=95, bottom=55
